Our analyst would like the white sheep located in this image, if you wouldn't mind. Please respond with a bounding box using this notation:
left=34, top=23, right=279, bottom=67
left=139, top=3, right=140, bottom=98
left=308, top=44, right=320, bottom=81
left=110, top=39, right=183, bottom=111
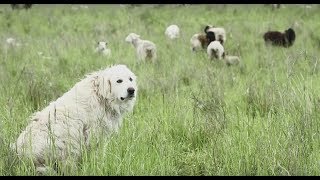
left=224, top=55, right=241, bottom=66
left=125, top=33, right=157, bottom=63
left=204, top=25, right=227, bottom=45
left=190, top=33, right=202, bottom=52
left=165, top=24, right=180, bottom=39
left=95, top=41, right=111, bottom=57
left=207, top=40, right=225, bottom=60
left=190, top=31, right=216, bottom=52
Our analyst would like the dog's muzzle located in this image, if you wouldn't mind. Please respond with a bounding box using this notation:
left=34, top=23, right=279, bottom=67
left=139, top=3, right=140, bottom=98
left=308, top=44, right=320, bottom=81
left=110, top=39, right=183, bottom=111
left=120, top=87, right=135, bottom=101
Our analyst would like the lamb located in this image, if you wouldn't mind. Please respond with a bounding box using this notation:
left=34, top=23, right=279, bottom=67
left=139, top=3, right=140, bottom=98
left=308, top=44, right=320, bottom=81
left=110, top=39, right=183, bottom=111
left=207, top=40, right=225, bottom=60
left=165, top=24, right=180, bottom=39
left=224, top=55, right=241, bottom=66
left=125, top=33, right=157, bottom=63
left=263, top=28, right=296, bottom=47
left=190, top=31, right=216, bottom=52
left=95, top=41, right=111, bottom=57
left=204, top=25, right=227, bottom=45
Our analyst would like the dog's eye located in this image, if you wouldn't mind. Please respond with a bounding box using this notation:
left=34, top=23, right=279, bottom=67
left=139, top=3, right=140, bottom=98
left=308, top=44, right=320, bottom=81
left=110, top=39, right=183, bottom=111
left=116, top=79, right=123, bottom=83
left=129, top=77, right=133, bottom=81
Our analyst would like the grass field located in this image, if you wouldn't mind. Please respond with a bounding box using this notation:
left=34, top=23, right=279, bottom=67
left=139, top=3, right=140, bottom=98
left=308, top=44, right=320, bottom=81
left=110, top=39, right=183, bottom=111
left=0, top=4, right=320, bottom=176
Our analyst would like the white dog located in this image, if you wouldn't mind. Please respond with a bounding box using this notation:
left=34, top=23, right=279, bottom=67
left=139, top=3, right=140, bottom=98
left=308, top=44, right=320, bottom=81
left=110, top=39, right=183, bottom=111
left=165, top=24, right=180, bottom=39
left=11, top=64, right=138, bottom=174
left=95, top=41, right=111, bottom=57
left=125, top=33, right=157, bottom=63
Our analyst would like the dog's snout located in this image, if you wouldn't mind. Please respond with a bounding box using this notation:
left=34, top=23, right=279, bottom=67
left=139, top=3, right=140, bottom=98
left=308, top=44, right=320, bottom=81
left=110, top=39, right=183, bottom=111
left=127, top=87, right=135, bottom=95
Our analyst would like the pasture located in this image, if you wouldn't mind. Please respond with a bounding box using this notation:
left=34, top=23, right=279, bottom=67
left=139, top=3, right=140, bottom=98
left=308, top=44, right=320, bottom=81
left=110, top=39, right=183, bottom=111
left=0, top=4, right=320, bottom=175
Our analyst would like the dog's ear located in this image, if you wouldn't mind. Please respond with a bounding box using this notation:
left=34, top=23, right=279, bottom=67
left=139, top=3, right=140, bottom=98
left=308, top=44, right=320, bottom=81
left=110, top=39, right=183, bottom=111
left=93, top=73, right=112, bottom=100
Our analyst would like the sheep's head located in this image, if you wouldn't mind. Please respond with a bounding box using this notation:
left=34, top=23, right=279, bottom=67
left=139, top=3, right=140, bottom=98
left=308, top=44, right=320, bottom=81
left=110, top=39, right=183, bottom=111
left=285, top=28, right=296, bottom=46
left=204, top=25, right=214, bottom=33
left=96, top=41, right=108, bottom=51
left=125, top=33, right=140, bottom=43
left=206, top=31, right=216, bottom=43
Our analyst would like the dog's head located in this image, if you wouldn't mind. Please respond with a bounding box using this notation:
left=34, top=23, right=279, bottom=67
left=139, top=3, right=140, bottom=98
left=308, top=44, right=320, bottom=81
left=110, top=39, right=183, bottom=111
left=125, top=33, right=140, bottom=43
left=94, top=64, right=138, bottom=114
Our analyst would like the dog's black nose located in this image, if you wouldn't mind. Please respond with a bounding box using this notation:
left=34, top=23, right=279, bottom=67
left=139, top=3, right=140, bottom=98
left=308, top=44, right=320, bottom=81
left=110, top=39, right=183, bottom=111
left=127, top=87, right=135, bottom=95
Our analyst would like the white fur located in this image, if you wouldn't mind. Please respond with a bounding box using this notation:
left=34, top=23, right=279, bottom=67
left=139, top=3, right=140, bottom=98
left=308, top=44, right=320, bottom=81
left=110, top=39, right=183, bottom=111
left=125, top=33, right=157, bottom=63
left=165, top=25, right=180, bottom=39
left=205, top=25, right=227, bottom=44
left=95, top=41, right=111, bottom=57
left=11, top=64, right=138, bottom=174
left=207, top=41, right=224, bottom=60
left=224, top=55, right=240, bottom=66
left=190, top=33, right=202, bottom=52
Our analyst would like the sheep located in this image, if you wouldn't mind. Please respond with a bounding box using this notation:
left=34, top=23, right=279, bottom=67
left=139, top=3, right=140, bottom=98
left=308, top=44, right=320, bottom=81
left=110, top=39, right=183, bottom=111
left=95, top=41, right=111, bottom=57
left=224, top=55, right=241, bottom=66
left=190, top=31, right=216, bottom=52
left=165, top=24, right=180, bottom=39
left=263, top=28, right=296, bottom=47
left=207, top=40, right=225, bottom=60
left=125, top=33, right=157, bottom=63
left=204, top=25, right=227, bottom=45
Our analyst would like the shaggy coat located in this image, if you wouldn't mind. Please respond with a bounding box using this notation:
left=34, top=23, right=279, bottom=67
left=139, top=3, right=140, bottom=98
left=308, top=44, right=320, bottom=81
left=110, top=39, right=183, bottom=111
left=11, top=64, right=138, bottom=174
left=204, top=25, right=227, bottom=45
left=263, top=28, right=296, bottom=47
left=125, top=33, right=157, bottom=63
left=190, top=31, right=216, bottom=52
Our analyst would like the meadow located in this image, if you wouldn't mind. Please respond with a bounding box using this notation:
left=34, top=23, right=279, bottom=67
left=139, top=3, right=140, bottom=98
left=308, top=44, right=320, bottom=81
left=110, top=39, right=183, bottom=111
left=0, top=4, right=320, bottom=176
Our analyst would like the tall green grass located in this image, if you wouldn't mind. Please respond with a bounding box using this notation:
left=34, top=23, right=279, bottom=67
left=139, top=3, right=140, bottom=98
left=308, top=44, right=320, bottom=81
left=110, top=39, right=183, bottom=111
left=0, top=4, right=320, bottom=175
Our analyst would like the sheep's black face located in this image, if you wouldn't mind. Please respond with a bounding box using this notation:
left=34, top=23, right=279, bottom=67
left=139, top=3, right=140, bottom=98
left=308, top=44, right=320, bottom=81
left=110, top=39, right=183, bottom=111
left=285, top=28, right=296, bottom=46
left=206, top=32, right=216, bottom=43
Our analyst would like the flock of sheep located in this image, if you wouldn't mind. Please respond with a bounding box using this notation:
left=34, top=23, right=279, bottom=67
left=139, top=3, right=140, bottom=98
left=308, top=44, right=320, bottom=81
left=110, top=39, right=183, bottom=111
left=8, top=4, right=297, bottom=67
left=95, top=23, right=296, bottom=67
left=95, top=24, right=241, bottom=66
